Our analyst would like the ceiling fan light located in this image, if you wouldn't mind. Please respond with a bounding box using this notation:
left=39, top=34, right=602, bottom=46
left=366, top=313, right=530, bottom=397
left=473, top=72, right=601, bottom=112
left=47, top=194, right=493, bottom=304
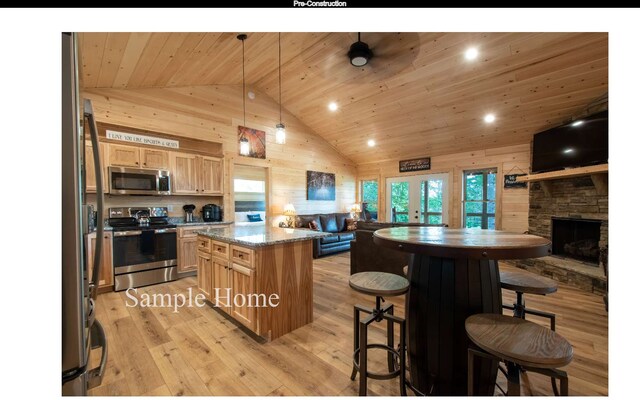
left=348, top=41, right=373, bottom=67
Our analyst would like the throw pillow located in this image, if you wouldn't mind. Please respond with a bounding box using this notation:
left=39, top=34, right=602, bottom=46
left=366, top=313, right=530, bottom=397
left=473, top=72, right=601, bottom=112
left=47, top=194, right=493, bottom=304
left=346, top=218, right=357, bottom=231
left=247, top=214, right=263, bottom=222
left=308, top=220, right=319, bottom=231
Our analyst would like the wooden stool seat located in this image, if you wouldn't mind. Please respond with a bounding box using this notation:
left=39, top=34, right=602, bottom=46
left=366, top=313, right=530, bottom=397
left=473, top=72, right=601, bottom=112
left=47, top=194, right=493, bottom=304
left=349, top=272, right=409, bottom=297
left=500, top=269, right=558, bottom=295
left=466, top=314, right=572, bottom=369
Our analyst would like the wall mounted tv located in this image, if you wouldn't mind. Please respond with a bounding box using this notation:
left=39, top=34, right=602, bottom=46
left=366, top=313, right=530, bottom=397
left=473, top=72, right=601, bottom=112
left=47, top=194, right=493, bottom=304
left=531, top=110, right=608, bottom=173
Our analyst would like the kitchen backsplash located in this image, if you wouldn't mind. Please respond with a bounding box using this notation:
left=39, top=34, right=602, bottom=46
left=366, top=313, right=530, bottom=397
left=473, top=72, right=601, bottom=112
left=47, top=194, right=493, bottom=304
left=85, top=194, right=223, bottom=218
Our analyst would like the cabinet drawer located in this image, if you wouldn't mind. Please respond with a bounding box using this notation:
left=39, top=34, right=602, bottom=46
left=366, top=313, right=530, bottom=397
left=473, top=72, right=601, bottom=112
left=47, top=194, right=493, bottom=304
left=231, top=245, right=254, bottom=267
left=211, top=240, right=229, bottom=259
left=197, top=237, right=211, bottom=253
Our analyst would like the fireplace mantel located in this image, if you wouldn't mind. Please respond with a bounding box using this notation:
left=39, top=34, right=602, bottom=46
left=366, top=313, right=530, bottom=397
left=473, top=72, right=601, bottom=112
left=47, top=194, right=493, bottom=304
left=516, top=164, right=608, bottom=196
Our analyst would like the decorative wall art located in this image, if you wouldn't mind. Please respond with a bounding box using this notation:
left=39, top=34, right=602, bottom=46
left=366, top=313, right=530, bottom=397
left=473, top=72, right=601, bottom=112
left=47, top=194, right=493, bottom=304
left=238, top=126, right=266, bottom=159
left=306, top=171, right=336, bottom=201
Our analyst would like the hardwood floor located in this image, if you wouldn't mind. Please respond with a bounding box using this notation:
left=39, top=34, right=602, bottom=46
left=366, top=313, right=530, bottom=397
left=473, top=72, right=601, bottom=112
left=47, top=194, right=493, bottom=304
left=88, top=253, right=608, bottom=396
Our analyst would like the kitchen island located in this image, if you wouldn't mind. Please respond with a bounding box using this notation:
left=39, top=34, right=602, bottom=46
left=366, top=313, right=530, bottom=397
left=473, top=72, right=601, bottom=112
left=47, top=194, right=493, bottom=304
left=196, top=225, right=329, bottom=341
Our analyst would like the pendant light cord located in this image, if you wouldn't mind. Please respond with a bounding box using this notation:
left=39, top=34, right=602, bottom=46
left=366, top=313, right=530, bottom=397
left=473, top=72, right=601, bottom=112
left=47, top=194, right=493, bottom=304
left=242, top=36, right=246, bottom=127
left=279, top=32, right=282, bottom=123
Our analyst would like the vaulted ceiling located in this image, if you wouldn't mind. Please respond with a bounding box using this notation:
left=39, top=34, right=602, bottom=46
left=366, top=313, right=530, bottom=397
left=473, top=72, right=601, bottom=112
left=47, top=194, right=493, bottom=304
left=78, top=32, right=608, bottom=164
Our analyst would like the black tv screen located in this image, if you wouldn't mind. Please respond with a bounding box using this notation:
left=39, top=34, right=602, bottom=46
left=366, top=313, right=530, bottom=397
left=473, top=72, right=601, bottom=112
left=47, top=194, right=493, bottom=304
left=531, top=110, right=608, bottom=173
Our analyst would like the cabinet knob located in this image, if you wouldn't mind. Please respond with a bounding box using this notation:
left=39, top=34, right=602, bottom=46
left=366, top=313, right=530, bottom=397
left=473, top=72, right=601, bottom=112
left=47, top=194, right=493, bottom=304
left=239, top=254, right=243, bottom=258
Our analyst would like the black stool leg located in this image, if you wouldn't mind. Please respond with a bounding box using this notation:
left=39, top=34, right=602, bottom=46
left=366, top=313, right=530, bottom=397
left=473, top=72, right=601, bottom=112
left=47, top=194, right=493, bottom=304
left=359, top=319, right=368, bottom=396
left=387, top=304, right=395, bottom=373
left=399, top=318, right=407, bottom=396
left=514, top=291, right=526, bottom=319
left=467, top=349, right=475, bottom=396
left=506, top=362, right=521, bottom=396
left=351, top=306, right=360, bottom=381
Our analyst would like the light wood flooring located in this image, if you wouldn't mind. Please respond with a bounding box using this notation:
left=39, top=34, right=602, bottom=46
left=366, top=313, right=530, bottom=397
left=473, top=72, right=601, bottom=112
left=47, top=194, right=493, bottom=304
left=88, top=253, right=608, bottom=396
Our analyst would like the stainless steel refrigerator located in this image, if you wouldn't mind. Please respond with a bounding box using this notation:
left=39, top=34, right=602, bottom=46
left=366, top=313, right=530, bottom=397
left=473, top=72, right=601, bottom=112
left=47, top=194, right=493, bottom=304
left=62, top=32, right=107, bottom=395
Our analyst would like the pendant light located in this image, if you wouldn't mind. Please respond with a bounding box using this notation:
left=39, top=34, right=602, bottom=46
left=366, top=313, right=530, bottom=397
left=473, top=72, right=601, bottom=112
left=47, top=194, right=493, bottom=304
left=238, top=34, right=250, bottom=156
left=275, top=32, right=286, bottom=144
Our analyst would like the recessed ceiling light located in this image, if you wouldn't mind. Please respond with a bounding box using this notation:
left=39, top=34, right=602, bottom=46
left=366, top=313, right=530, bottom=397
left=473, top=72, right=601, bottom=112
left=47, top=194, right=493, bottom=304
left=247, top=91, right=255, bottom=100
left=367, top=139, right=376, bottom=147
left=465, top=47, right=479, bottom=61
left=328, top=102, right=338, bottom=111
left=484, top=113, right=496, bottom=123
left=563, top=148, right=574, bottom=154
left=571, top=120, right=584, bottom=127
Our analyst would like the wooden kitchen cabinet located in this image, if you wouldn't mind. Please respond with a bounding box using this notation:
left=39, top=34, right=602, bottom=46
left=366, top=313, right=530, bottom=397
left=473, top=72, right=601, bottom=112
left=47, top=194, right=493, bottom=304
left=171, top=152, right=223, bottom=196
left=141, top=148, right=169, bottom=169
left=86, top=231, right=113, bottom=291
left=178, top=237, right=198, bottom=273
left=196, top=251, right=213, bottom=299
left=212, top=257, right=231, bottom=313
left=177, top=226, right=201, bottom=273
left=231, top=263, right=257, bottom=331
left=200, top=156, right=224, bottom=195
left=171, top=152, right=199, bottom=194
left=85, top=141, right=109, bottom=193
left=108, top=143, right=140, bottom=167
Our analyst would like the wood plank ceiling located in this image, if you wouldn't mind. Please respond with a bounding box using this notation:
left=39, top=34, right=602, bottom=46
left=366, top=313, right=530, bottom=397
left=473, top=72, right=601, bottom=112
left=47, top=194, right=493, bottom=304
left=78, top=32, right=608, bottom=165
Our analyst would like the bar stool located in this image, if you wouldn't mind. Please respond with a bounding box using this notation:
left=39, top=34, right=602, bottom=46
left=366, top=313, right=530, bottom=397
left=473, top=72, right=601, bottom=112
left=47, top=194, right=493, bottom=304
left=466, top=314, right=573, bottom=396
left=349, top=272, right=409, bottom=396
left=501, top=269, right=558, bottom=330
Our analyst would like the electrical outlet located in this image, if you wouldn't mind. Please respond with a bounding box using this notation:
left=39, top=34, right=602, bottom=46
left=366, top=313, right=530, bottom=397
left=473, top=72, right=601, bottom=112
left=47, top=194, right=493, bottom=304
left=167, top=205, right=173, bottom=212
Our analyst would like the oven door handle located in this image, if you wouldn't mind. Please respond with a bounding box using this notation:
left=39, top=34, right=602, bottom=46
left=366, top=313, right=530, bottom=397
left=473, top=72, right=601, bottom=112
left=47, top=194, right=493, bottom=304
left=113, top=230, right=142, bottom=237
left=154, top=228, right=177, bottom=234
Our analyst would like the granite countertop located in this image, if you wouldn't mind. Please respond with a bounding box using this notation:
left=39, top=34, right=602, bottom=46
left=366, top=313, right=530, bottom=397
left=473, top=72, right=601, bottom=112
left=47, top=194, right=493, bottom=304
left=196, top=224, right=330, bottom=248
left=173, top=221, right=232, bottom=227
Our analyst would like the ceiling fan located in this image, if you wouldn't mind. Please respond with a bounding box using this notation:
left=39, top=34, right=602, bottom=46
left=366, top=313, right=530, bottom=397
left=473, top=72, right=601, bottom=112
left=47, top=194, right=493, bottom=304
left=348, top=33, right=374, bottom=67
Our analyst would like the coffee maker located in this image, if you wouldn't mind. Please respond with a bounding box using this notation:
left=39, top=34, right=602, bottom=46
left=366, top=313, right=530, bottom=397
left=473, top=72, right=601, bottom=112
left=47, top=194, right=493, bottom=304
left=202, top=204, right=222, bottom=222
left=183, top=204, right=196, bottom=223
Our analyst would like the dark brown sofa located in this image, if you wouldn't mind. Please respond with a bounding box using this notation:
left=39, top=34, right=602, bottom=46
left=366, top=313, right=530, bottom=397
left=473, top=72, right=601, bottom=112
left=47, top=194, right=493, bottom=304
left=295, top=213, right=355, bottom=258
left=350, top=221, right=448, bottom=276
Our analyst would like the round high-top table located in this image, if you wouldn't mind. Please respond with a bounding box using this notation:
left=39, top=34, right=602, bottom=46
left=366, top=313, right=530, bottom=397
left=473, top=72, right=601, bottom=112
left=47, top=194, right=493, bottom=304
left=373, top=227, right=551, bottom=396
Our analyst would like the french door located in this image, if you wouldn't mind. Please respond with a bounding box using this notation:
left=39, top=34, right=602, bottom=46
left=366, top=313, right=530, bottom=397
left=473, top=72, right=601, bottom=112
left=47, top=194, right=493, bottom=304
left=386, top=173, right=449, bottom=225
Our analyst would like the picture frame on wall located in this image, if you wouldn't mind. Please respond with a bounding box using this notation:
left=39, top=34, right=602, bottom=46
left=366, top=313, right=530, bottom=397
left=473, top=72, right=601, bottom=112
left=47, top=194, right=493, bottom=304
left=306, top=171, right=336, bottom=201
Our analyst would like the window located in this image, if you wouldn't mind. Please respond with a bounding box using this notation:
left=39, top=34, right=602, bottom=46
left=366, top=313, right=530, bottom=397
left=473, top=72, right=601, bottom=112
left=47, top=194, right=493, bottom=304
left=360, top=179, right=379, bottom=220
left=233, top=179, right=265, bottom=193
left=463, top=168, right=497, bottom=229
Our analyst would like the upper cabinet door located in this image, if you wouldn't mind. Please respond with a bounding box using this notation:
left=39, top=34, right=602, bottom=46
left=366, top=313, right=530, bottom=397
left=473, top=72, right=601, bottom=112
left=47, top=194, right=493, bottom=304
left=200, top=156, right=224, bottom=195
left=141, top=148, right=169, bottom=170
left=171, top=152, right=199, bottom=194
left=85, top=142, right=109, bottom=193
left=108, top=144, right=140, bottom=167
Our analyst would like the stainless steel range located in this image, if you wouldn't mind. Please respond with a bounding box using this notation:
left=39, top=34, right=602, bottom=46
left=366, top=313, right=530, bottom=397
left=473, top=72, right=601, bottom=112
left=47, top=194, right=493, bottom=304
left=109, top=207, right=177, bottom=291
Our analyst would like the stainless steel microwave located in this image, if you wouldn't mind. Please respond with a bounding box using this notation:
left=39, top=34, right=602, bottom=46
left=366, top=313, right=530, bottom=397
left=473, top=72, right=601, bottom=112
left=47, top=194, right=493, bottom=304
left=108, top=166, right=171, bottom=195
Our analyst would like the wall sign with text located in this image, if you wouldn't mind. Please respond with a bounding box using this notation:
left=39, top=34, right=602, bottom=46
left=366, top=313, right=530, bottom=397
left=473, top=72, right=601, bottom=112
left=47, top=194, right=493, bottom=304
left=106, top=130, right=180, bottom=149
left=399, top=157, right=431, bottom=173
left=504, top=174, right=528, bottom=189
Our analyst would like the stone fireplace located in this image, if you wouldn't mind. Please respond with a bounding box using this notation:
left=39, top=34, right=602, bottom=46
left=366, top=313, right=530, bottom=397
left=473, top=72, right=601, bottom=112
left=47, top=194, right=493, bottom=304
left=551, top=217, right=601, bottom=264
left=514, top=175, right=608, bottom=293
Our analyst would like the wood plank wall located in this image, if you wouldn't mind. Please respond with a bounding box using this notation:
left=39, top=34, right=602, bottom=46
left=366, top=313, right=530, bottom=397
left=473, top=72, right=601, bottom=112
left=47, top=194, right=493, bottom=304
left=82, top=85, right=357, bottom=224
left=357, top=143, right=531, bottom=232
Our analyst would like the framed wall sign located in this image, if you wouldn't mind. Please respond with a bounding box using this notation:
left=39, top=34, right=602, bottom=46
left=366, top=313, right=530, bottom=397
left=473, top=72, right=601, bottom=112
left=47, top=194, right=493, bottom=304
left=504, top=174, right=528, bottom=189
left=399, top=157, right=431, bottom=173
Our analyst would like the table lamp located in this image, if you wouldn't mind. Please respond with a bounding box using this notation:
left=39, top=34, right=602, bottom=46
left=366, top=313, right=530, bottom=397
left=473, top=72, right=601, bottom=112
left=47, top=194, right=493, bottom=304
left=283, top=203, right=296, bottom=228
left=350, top=203, right=362, bottom=221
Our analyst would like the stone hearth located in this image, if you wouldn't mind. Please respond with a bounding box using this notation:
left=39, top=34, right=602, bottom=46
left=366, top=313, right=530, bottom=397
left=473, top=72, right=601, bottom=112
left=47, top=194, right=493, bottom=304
left=515, top=176, right=608, bottom=294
